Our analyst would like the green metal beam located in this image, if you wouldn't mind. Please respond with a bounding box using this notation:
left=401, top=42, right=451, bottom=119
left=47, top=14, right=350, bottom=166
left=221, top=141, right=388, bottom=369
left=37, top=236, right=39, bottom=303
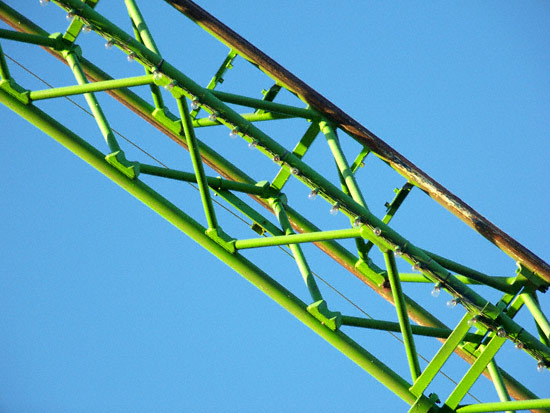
left=486, top=360, right=513, bottom=413
left=0, top=41, right=9, bottom=80
left=271, top=122, right=319, bottom=192
left=271, top=198, right=323, bottom=303
left=65, top=50, right=121, bottom=153
left=455, top=399, right=550, bottom=413
left=320, top=120, right=369, bottom=211
left=410, top=314, right=472, bottom=397
left=522, top=292, right=550, bottom=341
left=176, top=96, right=218, bottom=230
left=0, top=28, right=62, bottom=49
left=139, top=163, right=275, bottom=197
left=209, top=89, right=318, bottom=120
left=29, top=74, right=155, bottom=101
left=192, top=111, right=292, bottom=127
left=234, top=227, right=362, bottom=250
left=341, top=316, right=483, bottom=344
left=124, top=0, right=165, bottom=110
left=384, top=250, right=422, bottom=381
left=445, top=335, right=507, bottom=410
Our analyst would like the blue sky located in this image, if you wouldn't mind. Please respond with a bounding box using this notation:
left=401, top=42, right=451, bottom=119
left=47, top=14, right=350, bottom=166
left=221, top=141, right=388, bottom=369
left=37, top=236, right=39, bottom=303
left=0, top=1, right=549, bottom=412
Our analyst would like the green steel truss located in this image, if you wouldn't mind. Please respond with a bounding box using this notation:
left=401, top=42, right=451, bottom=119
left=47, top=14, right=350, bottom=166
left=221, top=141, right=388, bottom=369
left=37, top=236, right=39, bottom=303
left=1, top=1, right=549, bottom=411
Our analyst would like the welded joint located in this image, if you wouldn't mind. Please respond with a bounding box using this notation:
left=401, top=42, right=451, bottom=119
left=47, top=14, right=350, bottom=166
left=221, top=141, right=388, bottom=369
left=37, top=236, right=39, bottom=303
left=0, top=78, right=29, bottom=104
left=307, top=300, right=342, bottom=331
left=355, top=259, right=387, bottom=287
left=206, top=228, right=235, bottom=254
left=105, top=151, right=140, bottom=179
left=152, top=107, right=182, bottom=134
left=515, top=263, right=548, bottom=293
left=408, top=392, right=440, bottom=413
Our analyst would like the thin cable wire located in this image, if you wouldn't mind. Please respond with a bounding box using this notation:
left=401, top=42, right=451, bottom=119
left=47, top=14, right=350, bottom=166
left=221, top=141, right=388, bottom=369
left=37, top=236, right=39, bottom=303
left=6, top=53, right=481, bottom=403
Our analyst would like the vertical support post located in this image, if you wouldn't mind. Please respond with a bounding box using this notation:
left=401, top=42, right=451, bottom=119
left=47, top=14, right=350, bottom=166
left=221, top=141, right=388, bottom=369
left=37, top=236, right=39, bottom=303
left=320, top=120, right=369, bottom=211
left=521, top=292, right=550, bottom=341
left=125, top=0, right=165, bottom=110
left=65, top=50, right=121, bottom=153
left=0, top=42, right=10, bottom=80
left=384, top=250, right=421, bottom=381
left=176, top=96, right=218, bottom=230
left=270, top=198, right=323, bottom=302
left=486, top=360, right=513, bottom=413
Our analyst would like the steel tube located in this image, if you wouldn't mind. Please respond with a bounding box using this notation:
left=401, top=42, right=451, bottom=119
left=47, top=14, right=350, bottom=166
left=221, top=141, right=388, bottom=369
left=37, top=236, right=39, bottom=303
left=139, top=163, right=273, bottom=196
left=0, top=42, right=10, bottom=79
left=177, top=96, right=218, bottom=229
left=271, top=198, right=323, bottom=302
left=209, top=89, right=317, bottom=119
left=124, top=0, right=165, bottom=109
left=487, top=360, right=513, bottom=413
left=234, top=227, right=362, bottom=250
left=341, top=316, right=483, bottom=344
left=0, top=86, right=425, bottom=407
left=321, top=121, right=369, bottom=211
left=522, top=292, right=550, bottom=340
left=29, top=74, right=155, bottom=101
left=65, top=51, right=121, bottom=152
left=0, top=28, right=61, bottom=48
left=456, top=399, right=550, bottom=413
left=192, top=111, right=292, bottom=127
left=384, top=250, right=421, bottom=381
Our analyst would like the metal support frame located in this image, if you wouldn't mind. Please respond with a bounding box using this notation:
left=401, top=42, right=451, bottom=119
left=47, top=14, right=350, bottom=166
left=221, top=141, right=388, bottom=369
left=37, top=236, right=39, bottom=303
left=1, top=1, right=549, bottom=411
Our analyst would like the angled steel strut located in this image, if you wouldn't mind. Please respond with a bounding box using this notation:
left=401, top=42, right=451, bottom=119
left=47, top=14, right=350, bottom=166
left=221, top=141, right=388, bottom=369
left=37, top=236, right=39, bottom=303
left=0, top=1, right=549, bottom=412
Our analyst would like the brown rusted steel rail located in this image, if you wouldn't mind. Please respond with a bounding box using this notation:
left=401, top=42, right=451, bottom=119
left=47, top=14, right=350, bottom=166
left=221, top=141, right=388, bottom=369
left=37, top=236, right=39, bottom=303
left=163, top=0, right=550, bottom=284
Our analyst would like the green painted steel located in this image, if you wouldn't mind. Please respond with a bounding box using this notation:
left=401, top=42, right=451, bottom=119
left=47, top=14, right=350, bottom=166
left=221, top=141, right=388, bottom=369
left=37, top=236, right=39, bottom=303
left=65, top=50, right=121, bottom=153
left=176, top=96, right=219, bottom=230
left=210, top=89, right=318, bottom=119
left=384, top=250, right=422, bottom=381
left=29, top=74, right=155, bottom=100
left=455, top=399, right=550, bottom=413
left=321, top=121, right=369, bottom=211
left=410, top=314, right=472, bottom=397
left=487, top=360, right=513, bottom=413
left=1, top=1, right=549, bottom=410
left=271, top=198, right=324, bottom=303
left=341, top=316, right=483, bottom=344
left=234, top=227, right=362, bottom=249
left=0, top=41, right=9, bottom=80
left=139, top=163, right=275, bottom=197
left=124, top=0, right=165, bottom=109
left=522, top=292, right=550, bottom=341
left=444, top=335, right=507, bottom=410
left=0, top=27, right=62, bottom=48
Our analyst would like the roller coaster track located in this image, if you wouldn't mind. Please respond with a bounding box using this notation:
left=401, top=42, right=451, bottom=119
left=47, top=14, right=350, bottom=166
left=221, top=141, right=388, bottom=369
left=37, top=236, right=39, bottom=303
left=0, top=1, right=548, bottom=411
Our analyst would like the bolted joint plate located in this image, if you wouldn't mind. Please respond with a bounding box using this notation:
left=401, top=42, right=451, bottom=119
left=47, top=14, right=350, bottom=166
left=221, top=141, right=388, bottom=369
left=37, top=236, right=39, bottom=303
left=307, top=299, right=342, bottom=331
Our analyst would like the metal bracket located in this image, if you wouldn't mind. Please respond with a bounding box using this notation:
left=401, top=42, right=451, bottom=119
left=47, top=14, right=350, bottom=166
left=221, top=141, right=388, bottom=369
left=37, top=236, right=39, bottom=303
left=307, top=299, right=342, bottom=331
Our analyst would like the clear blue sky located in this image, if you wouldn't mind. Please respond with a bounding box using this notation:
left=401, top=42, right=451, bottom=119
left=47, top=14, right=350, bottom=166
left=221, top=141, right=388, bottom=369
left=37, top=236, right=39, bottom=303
left=0, top=1, right=549, bottom=412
